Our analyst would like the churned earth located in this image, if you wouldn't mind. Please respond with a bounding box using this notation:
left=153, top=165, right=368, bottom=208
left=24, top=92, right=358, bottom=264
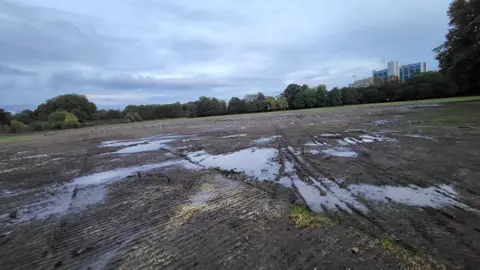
left=1, top=101, right=480, bottom=270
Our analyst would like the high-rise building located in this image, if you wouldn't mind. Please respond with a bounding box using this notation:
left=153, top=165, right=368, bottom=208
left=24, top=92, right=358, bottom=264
left=399, top=62, right=428, bottom=81
left=349, top=60, right=428, bottom=88
left=372, top=61, right=427, bottom=82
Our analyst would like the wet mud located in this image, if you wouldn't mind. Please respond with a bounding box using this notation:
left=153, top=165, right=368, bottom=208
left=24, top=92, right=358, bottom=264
left=1, top=102, right=480, bottom=269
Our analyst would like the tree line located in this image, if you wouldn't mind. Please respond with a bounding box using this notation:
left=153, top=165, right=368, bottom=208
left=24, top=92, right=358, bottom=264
left=0, top=0, right=478, bottom=133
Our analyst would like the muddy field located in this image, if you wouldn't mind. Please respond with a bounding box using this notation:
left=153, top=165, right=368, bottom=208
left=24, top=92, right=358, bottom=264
left=1, top=101, right=480, bottom=270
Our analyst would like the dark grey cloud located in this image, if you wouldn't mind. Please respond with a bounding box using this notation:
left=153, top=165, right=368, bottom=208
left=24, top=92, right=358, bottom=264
left=0, top=0, right=451, bottom=108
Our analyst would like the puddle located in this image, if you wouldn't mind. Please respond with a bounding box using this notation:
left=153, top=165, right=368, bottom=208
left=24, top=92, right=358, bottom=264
left=350, top=184, right=463, bottom=208
left=308, top=147, right=358, bottom=158
left=221, top=134, right=247, bottom=139
left=287, top=175, right=467, bottom=213
left=187, top=147, right=279, bottom=181
left=294, top=178, right=368, bottom=213
left=373, top=120, right=391, bottom=125
left=319, top=133, right=341, bottom=137
left=405, top=134, right=434, bottom=140
left=253, top=135, right=282, bottom=144
left=100, top=140, right=149, bottom=148
left=15, top=160, right=201, bottom=222
left=111, top=138, right=176, bottom=154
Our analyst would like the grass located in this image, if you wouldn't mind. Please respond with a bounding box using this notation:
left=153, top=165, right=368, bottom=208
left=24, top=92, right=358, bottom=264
left=374, top=237, right=441, bottom=270
left=0, top=134, right=35, bottom=143
left=290, top=205, right=337, bottom=228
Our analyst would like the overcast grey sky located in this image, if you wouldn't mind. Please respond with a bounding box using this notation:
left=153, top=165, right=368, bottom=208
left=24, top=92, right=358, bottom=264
left=0, top=0, right=451, bottom=108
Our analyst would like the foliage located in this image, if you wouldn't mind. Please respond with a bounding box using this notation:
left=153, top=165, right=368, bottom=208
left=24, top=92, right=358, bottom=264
left=434, top=0, right=480, bottom=95
left=282, top=84, right=302, bottom=109
left=124, top=113, right=136, bottom=122
left=290, top=205, right=337, bottom=228
left=62, top=113, right=79, bottom=129
left=132, top=112, right=143, bottom=122
left=10, top=120, right=27, bottom=133
left=72, top=108, right=89, bottom=123
left=29, top=121, right=48, bottom=131
left=14, top=110, right=35, bottom=125
left=327, top=88, right=343, bottom=106
left=47, top=110, right=68, bottom=129
left=276, top=97, right=289, bottom=110
left=227, top=97, right=246, bottom=114
left=0, top=108, right=12, bottom=126
left=34, top=94, right=97, bottom=121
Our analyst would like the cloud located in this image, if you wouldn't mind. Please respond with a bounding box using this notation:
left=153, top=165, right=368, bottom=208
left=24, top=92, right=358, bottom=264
left=0, top=0, right=451, bottom=108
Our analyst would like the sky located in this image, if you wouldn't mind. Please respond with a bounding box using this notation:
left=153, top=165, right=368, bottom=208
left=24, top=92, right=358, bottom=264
left=0, top=0, right=451, bottom=109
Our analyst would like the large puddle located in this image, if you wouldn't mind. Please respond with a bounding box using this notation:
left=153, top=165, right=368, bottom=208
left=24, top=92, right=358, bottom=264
left=100, top=135, right=185, bottom=154
left=14, top=159, right=201, bottom=222
left=188, top=148, right=279, bottom=181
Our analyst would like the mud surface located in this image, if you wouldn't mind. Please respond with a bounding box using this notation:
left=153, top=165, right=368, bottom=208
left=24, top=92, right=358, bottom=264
left=1, top=102, right=480, bottom=269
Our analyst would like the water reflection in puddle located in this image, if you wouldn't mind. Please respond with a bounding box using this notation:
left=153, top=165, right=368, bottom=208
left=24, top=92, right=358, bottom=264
left=188, top=147, right=279, bottom=181
left=16, top=160, right=201, bottom=222
left=253, top=135, right=282, bottom=144
left=308, top=147, right=358, bottom=158
left=221, top=134, right=247, bottom=139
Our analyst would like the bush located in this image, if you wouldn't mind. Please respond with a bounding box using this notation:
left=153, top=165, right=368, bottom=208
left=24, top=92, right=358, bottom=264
left=10, top=120, right=27, bottom=133
left=72, top=108, right=89, bottom=122
left=29, top=121, right=47, bottom=131
left=132, top=112, right=143, bottom=122
left=48, top=111, right=68, bottom=123
left=62, top=113, right=79, bottom=129
left=124, top=113, right=135, bottom=123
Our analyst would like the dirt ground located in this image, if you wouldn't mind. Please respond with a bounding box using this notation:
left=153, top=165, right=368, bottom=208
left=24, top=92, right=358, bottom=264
left=1, top=101, right=480, bottom=270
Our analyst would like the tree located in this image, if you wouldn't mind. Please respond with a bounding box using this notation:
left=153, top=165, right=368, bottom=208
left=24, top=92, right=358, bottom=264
left=327, top=88, right=343, bottom=106
left=62, top=113, right=79, bottom=129
left=341, top=87, right=361, bottom=105
left=276, top=97, right=289, bottom=110
left=34, top=94, right=97, bottom=121
left=12, top=109, right=34, bottom=125
left=227, top=97, right=246, bottom=114
left=293, top=88, right=316, bottom=109
left=434, top=0, right=480, bottom=95
left=48, top=111, right=68, bottom=123
left=106, top=109, right=123, bottom=120
left=72, top=108, right=89, bottom=123
left=282, top=84, right=301, bottom=109
left=315, top=84, right=328, bottom=107
left=132, top=112, right=143, bottom=121
left=265, top=96, right=277, bottom=111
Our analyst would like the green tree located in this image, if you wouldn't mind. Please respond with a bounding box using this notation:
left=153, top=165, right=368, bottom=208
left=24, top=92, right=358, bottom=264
left=341, top=87, right=361, bottom=105
left=0, top=109, right=12, bottom=126
left=293, top=88, right=316, bottom=109
left=14, top=109, right=35, bottom=125
left=227, top=97, right=246, bottom=114
left=35, top=94, right=97, bottom=121
left=48, top=111, right=68, bottom=123
left=124, top=113, right=136, bottom=122
left=62, top=113, right=79, bottom=129
left=276, top=97, right=289, bottom=110
left=315, top=84, right=328, bottom=107
left=265, top=96, right=278, bottom=111
left=282, top=84, right=301, bottom=109
left=434, top=0, right=480, bottom=95
left=132, top=112, right=143, bottom=121
left=327, top=88, right=343, bottom=106
left=10, top=120, right=26, bottom=133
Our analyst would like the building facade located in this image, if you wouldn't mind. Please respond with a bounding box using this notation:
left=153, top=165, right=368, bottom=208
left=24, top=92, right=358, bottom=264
left=399, top=62, right=427, bottom=81
left=349, top=60, right=428, bottom=88
left=372, top=61, right=427, bottom=82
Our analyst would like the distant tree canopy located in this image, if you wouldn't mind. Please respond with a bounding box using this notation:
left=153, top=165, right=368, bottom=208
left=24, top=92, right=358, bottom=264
left=434, top=0, right=480, bottom=96
left=0, top=108, right=12, bottom=126
left=34, top=94, right=97, bottom=122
